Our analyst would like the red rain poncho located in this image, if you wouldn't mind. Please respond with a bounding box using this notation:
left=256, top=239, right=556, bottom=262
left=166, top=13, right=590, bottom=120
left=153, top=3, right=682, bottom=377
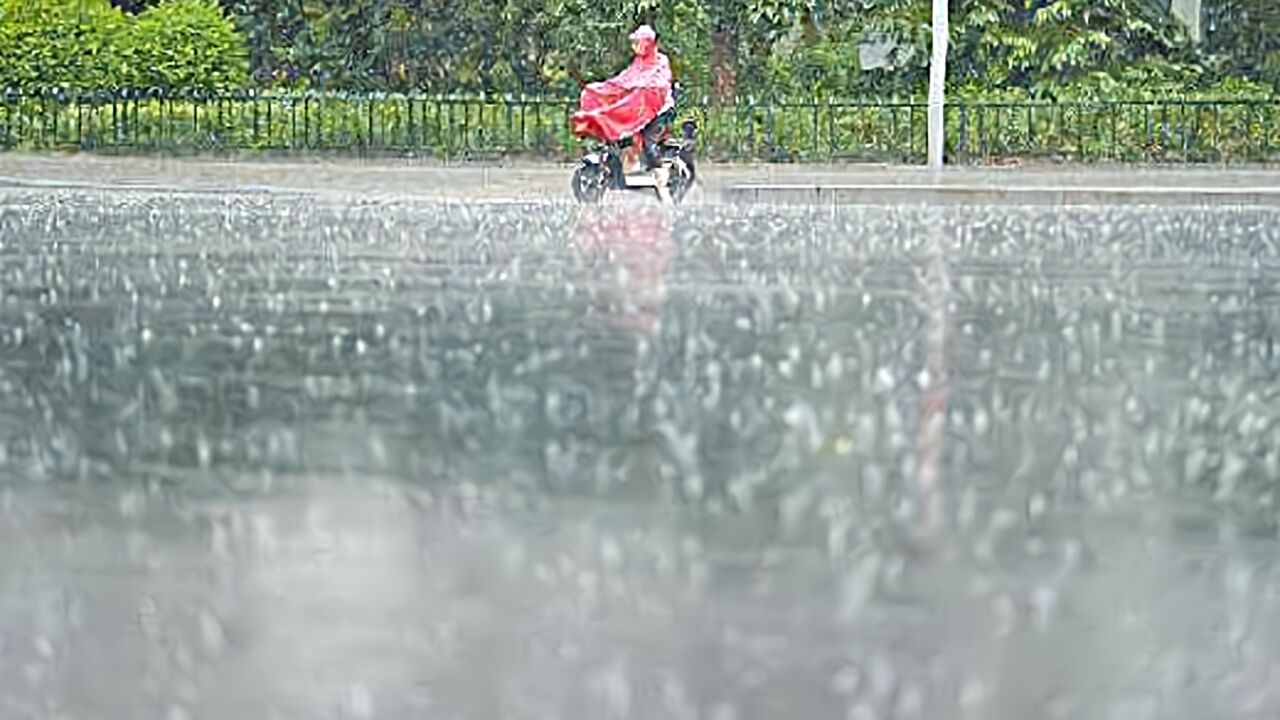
left=570, top=26, right=675, bottom=143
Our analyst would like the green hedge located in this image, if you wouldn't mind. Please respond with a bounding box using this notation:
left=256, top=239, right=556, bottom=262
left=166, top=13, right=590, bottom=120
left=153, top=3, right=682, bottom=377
left=0, top=0, right=248, bottom=91
left=3, top=90, right=1279, bottom=163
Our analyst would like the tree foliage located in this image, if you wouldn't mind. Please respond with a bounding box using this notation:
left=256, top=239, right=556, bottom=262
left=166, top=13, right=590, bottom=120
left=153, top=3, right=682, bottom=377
left=1202, top=0, right=1280, bottom=85
left=2, top=0, right=1276, bottom=97
left=957, top=0, right=1196, bottom=93
left=220, top=0, right=711, bottom=93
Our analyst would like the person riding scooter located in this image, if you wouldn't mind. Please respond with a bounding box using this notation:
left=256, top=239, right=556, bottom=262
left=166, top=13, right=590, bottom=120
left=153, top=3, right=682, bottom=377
left=570, top=25, right=677, bottom=203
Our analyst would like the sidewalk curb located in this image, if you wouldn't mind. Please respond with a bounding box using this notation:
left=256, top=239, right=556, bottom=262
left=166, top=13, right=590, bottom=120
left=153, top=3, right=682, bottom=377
left=723, top=184, right=1280, bottom=206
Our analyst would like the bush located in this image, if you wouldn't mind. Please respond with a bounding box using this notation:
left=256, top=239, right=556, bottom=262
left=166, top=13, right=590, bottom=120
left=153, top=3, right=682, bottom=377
left=118, top=0, right=249, bottom=90
left=0, top=0, right=248, bottom=91
left=0, top=0, right=128, bottom=89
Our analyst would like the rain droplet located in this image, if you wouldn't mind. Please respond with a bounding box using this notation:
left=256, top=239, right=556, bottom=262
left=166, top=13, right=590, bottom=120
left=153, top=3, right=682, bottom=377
left=347, top=683, right=375, bottom=720
left=199, top=608, right=226, bottom=654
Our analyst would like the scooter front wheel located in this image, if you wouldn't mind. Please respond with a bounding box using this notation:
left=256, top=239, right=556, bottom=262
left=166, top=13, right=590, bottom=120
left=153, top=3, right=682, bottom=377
left=571, top=164, right=607, bottom=204
left=667, top=159, right=695, bottom=205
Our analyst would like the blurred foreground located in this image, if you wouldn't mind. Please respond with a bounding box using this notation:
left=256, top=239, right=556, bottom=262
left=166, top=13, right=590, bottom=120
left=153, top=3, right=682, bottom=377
left=2, top=189, right=1280, bottom=719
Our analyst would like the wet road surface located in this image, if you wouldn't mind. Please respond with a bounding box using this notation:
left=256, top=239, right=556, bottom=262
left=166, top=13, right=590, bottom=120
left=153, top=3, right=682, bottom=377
left=6, top=154, right=1280, bottom=203
left=2, top=189, right=1280, bottom=719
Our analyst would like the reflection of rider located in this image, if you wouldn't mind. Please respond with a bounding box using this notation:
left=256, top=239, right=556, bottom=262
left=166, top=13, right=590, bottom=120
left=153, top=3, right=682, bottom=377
left=571, top=204, right=674, bottom=336
left=914, top=222, right=949, bottom=542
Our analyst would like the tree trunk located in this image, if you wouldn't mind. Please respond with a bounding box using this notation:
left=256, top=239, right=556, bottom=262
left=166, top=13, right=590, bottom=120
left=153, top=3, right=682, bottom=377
left=710, top=27, right=737, bottom=103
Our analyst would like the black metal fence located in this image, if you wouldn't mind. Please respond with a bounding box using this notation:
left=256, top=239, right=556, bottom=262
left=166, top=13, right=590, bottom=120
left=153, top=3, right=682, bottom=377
left=2, top=89, right=1279, bottom=164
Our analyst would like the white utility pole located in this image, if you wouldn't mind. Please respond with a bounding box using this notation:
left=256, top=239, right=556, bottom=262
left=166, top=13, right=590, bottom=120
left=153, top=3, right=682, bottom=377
left=927, top=0, right=949, bottom=172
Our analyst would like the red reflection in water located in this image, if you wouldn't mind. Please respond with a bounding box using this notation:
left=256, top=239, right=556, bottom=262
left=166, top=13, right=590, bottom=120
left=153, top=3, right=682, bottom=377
left=915, top=243, right=949, bottom=540
left=571, top=204, right=675, bottom=336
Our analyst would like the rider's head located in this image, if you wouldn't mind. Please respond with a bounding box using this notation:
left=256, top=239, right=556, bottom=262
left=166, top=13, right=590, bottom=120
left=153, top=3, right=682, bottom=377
left=629, top=25, right=657, bottom=59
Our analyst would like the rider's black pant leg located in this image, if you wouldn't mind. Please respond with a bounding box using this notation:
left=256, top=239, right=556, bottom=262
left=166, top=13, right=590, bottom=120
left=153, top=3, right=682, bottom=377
left=641, top=118, right=663, bottom=170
